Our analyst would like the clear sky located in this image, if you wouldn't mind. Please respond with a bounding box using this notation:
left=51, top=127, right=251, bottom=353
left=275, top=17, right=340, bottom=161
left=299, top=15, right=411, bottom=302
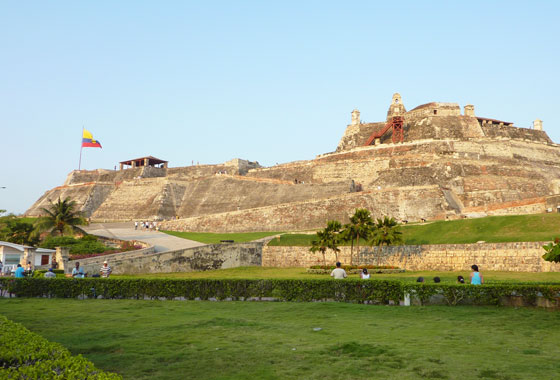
left=1, top=1, right=559, bottom=214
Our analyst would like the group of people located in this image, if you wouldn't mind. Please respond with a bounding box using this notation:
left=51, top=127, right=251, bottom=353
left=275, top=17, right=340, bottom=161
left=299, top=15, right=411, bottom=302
left=6, top=260, right=113, bottom=279
left=135, top=221, right=158, bottom=231
left=330, top=262, right=485, bottom=285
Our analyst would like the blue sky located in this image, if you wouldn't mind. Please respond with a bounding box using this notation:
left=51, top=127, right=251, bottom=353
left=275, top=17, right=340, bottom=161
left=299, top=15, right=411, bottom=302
left=1, top=1, right=559, bottom=214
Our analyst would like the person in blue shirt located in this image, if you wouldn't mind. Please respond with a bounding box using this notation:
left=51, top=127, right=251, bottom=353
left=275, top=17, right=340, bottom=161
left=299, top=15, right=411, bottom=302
left=470, top=264, right=484, bottom=285
left=14, top=264, right=25, bottom=278
left=72, top=262, right=85, bottom=278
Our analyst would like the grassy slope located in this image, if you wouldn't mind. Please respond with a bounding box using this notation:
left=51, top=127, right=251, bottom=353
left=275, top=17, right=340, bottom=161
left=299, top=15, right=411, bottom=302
left=117, top=266, right=560, bottom=283
left=1, top=299, right=559, bottom=380
left=268, top=214, right=560, bottom=246
left=162, top=230, right=282, bottom=244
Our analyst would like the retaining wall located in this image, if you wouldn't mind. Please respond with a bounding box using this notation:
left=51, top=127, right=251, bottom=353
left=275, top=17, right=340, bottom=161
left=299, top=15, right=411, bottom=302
left=78, top=243, right=262, bottom=275
left=263, top=241, right=560, bottom=272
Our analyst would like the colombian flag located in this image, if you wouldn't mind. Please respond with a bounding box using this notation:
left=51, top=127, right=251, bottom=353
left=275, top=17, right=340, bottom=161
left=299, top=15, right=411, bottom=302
left=82, top=129, right=102, bottom=148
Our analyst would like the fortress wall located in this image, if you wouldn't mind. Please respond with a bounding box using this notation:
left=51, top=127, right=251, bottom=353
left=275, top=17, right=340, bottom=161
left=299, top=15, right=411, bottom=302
left=79, top=243, right=262, bottom=275
left=25, top=183, right=114, bottom=217
left=481, top=124, right=552, bottom=143
left=245, top=161, right=317, bottom=184
left=336, top=122, right=386, bottom=152
left=161, top=185, right=450, bottom=233
left=262, top=242, right=560, bottom=272
left=167, top=164, right=234, bottom=179
left=174, top=176, right=350, bottom=219
left=92, top=178, right=168, bottom=221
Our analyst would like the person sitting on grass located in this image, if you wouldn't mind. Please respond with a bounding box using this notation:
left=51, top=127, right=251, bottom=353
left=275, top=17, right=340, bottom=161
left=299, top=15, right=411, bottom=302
left=330, top=262, right=347, bottom=279
left=360, top=268, right=370, bottom=279
left=44, top=268, right=56, bottom=278
left=416, top=276, right=424, bottom=283
left=433, top=277, right=441, bottom=283
left=470, top=265, right=484, bottom=285
left=457, top=275, right=465, bottom=284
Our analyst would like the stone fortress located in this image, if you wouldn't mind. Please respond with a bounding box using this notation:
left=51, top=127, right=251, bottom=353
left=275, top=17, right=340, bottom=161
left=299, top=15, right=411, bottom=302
left=26, top=93, right=560, bottom=233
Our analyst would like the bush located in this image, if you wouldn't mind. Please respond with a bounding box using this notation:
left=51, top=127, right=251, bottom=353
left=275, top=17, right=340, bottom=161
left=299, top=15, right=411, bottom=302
left=0, top=315, right=122, bottom=379
left=33, top=269, right=66, bottom=278
left=40, top=235, right=115, bottom=256
left=0, top=278, right=558, bottom=307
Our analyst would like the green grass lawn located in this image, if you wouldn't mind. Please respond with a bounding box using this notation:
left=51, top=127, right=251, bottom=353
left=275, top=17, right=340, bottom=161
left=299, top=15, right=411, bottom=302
left=162, top=230, right=282, bottom=244
left=116, top=266, right=560, bottom=284
left=1, top=299, right=559, bottom=380
left=267, top=213, right=560, bottom=246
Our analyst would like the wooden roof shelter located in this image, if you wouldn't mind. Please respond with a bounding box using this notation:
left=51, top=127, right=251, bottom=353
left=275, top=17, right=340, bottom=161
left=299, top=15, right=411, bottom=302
left=119, top=156, right=168, bottom=170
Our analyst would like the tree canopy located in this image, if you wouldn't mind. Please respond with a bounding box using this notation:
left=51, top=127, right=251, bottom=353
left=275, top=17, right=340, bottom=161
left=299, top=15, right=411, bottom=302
left=34, top=197, right=87, bottom=237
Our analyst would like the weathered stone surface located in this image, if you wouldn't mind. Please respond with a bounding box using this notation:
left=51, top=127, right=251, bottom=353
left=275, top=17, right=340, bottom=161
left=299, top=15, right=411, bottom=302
left=263, top=242, right=560, bottom=272
left=78, top=243, right=261, bottom=275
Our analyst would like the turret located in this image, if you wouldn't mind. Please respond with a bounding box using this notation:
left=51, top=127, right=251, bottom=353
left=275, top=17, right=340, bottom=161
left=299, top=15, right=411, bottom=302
left=351, top=109, right=360, bottom=125
left=534, top=119, right=543, bottom=131
left=387, top=93, right=406, bottom=119
left=464, top=104, right=475, bottom=117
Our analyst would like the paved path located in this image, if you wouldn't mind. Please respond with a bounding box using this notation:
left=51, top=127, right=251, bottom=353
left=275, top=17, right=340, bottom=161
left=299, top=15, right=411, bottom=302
left=83, top=222, right=205, bottom=253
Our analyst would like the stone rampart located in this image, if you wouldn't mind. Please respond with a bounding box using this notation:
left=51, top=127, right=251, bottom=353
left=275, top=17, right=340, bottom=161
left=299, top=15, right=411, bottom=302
left=78, top=243, right=262, bottom=275
left=160, top=185, right=449, bottom=232
left=263, top=242, right=560, bottom=272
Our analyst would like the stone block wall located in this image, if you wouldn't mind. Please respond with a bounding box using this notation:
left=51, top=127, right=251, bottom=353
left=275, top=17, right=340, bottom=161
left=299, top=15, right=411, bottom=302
left=262, top=242, right=560, bottom=272
left=77, top=243, right=262, bottom=275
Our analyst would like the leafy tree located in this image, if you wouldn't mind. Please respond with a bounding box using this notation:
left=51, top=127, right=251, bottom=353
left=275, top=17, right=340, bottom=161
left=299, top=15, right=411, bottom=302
left=542, top=238, right=560, bottom=263
left=0, top=218, right=39, bottom=246
left=310, top=220, right=342, bottom=266
left=343, top=208, right=374, bottom=265
left=369, top=216, right=403, bottom=250
left=34, top=197, right=87, bottom=237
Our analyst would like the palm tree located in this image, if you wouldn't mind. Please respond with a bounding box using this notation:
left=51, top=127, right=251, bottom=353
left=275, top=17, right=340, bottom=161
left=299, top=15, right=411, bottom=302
left=1, top=218, right=39, bottom=246
left=310, top=220, right=342, bottom=266
left=345, top=208, right=374, bottom=265
left=34, top=197, right=87, bottom=236
left=369, top=216, right=403, bottom=253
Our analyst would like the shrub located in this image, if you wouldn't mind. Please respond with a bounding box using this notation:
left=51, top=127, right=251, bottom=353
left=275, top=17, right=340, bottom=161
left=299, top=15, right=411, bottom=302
left=0, top=278, right=558, bottom=308
left=0, top=315, right=122, bottom=379
left=32, top=269, right=66, bottom=278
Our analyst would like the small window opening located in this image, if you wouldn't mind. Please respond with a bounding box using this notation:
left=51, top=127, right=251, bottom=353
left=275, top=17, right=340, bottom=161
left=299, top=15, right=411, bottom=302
left=433, top=110, right=437, bottom=115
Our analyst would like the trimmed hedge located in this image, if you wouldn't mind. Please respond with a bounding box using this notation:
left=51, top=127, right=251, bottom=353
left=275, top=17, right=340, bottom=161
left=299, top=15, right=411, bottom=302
left=0, top=278, right=559, bottom=307
left=33, top=269, right=66, bottom=278
left=0, top=315, right=122, bottom=379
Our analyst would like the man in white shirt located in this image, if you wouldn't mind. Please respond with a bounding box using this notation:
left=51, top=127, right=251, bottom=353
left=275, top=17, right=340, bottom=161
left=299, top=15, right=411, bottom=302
left=330, top=262, right=347, bottom=279
left=100, top=261, right=112, bottom=278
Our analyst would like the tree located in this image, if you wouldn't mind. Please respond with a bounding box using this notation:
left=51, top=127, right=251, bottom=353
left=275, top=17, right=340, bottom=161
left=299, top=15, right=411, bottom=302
left=0, top=218, right=39, bottom=246
left=542, top=238, right=560, bottom=263
left=343, top=209, right=374, bottom=266
left=34, top=197, right=88, bottom=237
left=369, top=216, right=403, bottom=251
left=310, top=220, right=342, bottom=266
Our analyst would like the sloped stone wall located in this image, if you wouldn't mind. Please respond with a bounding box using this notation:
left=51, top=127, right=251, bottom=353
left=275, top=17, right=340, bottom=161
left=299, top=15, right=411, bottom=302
left=78, top=243, right=262, bottom=275
left=262, top=242, right=560, bottom=272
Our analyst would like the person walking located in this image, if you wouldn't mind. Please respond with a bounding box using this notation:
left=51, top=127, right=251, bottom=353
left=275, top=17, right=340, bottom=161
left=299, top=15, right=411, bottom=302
left=470, top=265, right=484, bottom=285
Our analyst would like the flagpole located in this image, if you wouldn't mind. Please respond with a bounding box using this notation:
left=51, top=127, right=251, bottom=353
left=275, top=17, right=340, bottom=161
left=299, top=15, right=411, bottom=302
left=78, top=126, right=84, bottom=170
